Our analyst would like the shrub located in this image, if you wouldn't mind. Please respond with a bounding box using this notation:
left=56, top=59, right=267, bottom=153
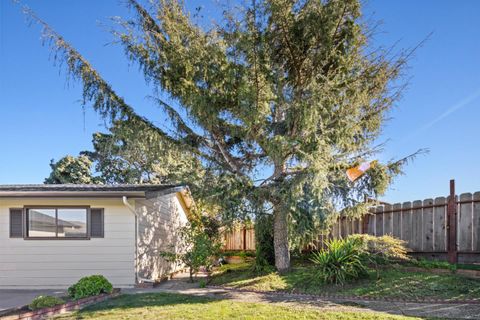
left=254, top=214, right=275, bottom=272
left=310, top=238, right=367, bottom=285
left=68, top=275, right=113, bottom=300
left=348, top=234, right=410, bottom=264
left=161, top=223, right=221, bottom=282
left=28, top=295, right=65, bottom=310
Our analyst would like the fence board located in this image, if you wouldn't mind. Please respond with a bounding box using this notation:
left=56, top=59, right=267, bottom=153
left=375, top=206, right=384, bottom=236
left=401, top=202, right=412, bottom=247
left=458, top=193, right=473, bottom=252
left=384, top=204, right=393, bottom=235
left=331, top=220, right=339, bottom=239
left=339, top=219, right=344, bottom=238
left=422, top=198, right=434, bottom=251
left=433, top=197, right=446, bottom=252
left=246, top=228, right=255, bottom=250
left=354, top=218, right=361, bottom=234
left=366, top=214, right=375, bottom=235
left=411, top=200, right=423, bottom=251
left=342, top=218, right=348, bottom=237
left=392, top=203, right=402, bottom=239
left=474, top=192, right=480, bottom=251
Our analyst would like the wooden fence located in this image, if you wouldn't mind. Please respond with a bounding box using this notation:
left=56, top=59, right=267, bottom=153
left=222, top=180, right=480, bottom=263
left=222, top=227, right=255, bottom=251
left=324, top=182, right=480, bottom=263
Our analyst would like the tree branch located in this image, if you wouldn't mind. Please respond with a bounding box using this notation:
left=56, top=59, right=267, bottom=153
left=21, top=3, right=177, bottom=145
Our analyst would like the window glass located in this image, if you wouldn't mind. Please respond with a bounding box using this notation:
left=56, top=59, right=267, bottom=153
left=28, top=209, right=56, bottom=237
left=57, top=208, right=87, bottom=238
left=27, top=208, right=88, bottom=238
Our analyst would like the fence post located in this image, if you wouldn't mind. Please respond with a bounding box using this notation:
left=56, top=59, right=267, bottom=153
left=447, top=179, right=458, bottom=263
left=243, top=226, right=247, bottom=251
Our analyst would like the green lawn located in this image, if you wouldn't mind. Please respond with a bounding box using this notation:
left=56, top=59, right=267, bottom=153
left=209, top=261, right=480, bottom=301
left=54, top=292, right=422, bottom=320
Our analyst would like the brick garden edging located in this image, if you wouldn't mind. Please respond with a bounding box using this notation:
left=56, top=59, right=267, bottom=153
left=206, top=285, right=480, bottom=305
left=0, top=289, right=121, bottom=320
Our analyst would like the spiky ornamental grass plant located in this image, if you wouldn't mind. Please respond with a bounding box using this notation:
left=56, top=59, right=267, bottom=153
left=21, top=0, right=422, bottom=272
left=310, top=238, right=368, bottom=285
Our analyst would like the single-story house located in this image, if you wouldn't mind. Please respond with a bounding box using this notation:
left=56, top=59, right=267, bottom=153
left=0, top=184, right=192, bottom=289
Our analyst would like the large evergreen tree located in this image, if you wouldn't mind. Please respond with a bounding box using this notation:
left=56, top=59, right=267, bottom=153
left=24, top=0, right=416, bottom=272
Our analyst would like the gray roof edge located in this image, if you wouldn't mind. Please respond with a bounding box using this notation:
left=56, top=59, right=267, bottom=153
left=0, top=184, right=187, bottom=193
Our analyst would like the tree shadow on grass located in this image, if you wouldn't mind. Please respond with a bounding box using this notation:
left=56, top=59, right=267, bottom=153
left=78, top=292, right=220, bottom=314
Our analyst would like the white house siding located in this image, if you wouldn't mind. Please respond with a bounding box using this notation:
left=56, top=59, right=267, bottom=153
left=135, top=192, right=189, bottom=281
left=0, top=198, right=136, bottom=289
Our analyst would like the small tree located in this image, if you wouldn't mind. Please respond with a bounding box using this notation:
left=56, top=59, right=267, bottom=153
left=161, top=216, right=221, bottom=282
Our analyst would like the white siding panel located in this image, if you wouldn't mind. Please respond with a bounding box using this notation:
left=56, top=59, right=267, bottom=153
left=1, top=254, right=134, bottom=263
left=135, top=193, right=189, bottom=281
left=0, top=261, right=132, bottom=271
left=0, top=276, right=132, bottom=287
left=0, top=198, right=136, bottom=288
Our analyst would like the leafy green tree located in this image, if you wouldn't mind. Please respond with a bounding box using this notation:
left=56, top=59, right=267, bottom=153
left=161, top=214, right=221, bottom=282
left=45, top=155, right=100, bottom=184
left=24, top=0, right=417, bottom=272
left=82, top=121, right=204, bottom=187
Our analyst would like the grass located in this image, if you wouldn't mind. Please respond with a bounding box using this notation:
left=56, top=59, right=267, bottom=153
left=53, top=292, right=422, bottom=320
left=408, top=258, right=480, bottom=272
left=209, top=261, right=480, bottom=301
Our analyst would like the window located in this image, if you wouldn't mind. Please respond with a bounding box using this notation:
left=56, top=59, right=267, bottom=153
left=26, top=207, right=88, bottom=239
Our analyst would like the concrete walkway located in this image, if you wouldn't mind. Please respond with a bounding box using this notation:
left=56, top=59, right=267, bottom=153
left=125, top=271, right=480, bottom=319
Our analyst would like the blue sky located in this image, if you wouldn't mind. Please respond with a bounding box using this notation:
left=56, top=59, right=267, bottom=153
left=1, top=0, right=480, bottom=204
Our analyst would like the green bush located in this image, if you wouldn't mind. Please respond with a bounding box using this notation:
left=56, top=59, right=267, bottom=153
left=161, top=224, right=221, bottom=282
left=348, top=234, right=409, bottom=264
left=310, top=238, right=367, bottom=285
left=68, top=275, right=113, bottom=300
left=28, top=295, right=65, bottom=310
left=254, top=214, right=275, bottom=272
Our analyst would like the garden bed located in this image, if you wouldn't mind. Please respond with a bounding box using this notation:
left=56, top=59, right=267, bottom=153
left=209, top=261, right=480, bottom=302
left=221, top=251, right=255, bottom=264
left=0, top=289, right=121, bottom=320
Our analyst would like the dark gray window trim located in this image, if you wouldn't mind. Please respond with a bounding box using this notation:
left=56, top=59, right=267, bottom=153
left=24, top=205, right=91, bottom=240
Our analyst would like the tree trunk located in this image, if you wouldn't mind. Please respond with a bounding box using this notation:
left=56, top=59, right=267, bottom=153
left=273, top=203, right=290, bottom=273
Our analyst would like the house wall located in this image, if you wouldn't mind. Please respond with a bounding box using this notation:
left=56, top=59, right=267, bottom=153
left=0, top=198, right=136, bottom=289
left=135, top=192, right=189, bottom=281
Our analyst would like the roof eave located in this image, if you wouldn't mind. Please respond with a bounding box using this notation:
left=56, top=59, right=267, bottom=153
left=0, top=191, right=147, bottom=198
